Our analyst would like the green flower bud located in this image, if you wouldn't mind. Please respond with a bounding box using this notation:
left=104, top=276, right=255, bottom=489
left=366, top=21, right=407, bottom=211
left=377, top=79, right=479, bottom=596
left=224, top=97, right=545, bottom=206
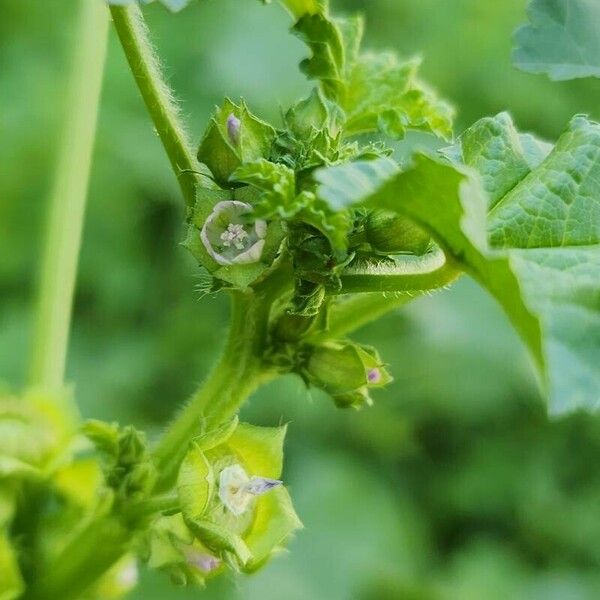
left=0, top=388, right=78, bottom=476
left=197, top=99, right=275, bottom=186
left=365, top=209, right=431, bottom=256
left=175, top=421, right=301, bottom=575
left=201, top=201, right=267, bottom=266
left=304, top=341, right=392, bottom=409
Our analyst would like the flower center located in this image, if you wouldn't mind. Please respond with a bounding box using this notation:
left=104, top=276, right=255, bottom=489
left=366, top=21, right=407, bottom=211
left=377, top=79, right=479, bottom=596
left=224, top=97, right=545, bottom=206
left=220, top=223, right=249, bottom=250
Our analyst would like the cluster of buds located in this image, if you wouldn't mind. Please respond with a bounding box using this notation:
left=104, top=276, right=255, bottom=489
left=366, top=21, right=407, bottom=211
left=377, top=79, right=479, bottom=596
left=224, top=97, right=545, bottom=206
left=83, top=421, right=157, bottom=506
left=145, top=418, right=301, bottom=586
left=302, top=341, right=392, bottom=408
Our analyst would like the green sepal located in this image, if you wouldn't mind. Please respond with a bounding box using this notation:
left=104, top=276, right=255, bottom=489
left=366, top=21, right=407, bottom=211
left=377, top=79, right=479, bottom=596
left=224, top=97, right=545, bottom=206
left=197, top=98, right=276, bottom=186
left=185, top=519, right=252, bottom=568
left=304, top=340, right=392, bottom=408
left=191, top=416, right=239, bottom=452
left=176, top=421, right=302, bottom=574
left=284, top=87, right=341, bottom=140
left=226, top=423, right=287, bottom=480
left=146, top=514, right=193, bottom=571
left=82, top=420, right=120, bottom=457
left=242, top=486, right=302, bottom=572
left=177, top=443, right=214, bottom=521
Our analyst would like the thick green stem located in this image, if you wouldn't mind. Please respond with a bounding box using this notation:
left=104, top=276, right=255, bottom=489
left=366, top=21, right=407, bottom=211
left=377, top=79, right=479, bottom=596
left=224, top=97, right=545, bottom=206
left=109, top=3, right=208, bottom=206
left=153, top=267, right=291, bottom=490
left=28, top=0, right=109, bottom=389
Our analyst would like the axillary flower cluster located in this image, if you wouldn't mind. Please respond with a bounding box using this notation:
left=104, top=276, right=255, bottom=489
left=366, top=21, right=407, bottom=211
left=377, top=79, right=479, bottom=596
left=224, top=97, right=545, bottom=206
left=148, top=419, right=301, bottom=584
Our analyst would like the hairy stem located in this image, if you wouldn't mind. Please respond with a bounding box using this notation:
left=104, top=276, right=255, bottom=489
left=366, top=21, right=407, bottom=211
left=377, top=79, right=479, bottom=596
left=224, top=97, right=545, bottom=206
left=109, top=3, right=209, bottom=206
left=153, top=266, right=291, bottom=490
left=29, top=0, right=109, bottom=390
left=335, top=248, right=460, bottom=295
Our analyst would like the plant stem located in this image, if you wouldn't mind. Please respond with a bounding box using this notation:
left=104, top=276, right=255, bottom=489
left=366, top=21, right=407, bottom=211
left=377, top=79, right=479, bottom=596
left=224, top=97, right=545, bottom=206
left=28, top=0, right=109, bottom=390
left=109, top=3, right=210, bottom=206
left=335, top=248, right=460, bottom=295
left=153, top=267, right=291, bottom=490
left=309, top=293, right=416, bottom=344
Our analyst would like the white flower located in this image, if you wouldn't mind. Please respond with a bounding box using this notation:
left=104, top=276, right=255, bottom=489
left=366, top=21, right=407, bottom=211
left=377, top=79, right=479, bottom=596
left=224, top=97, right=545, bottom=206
left=218, top=464, right=282, bottom=517
left=201, top=201, right=267, bottom=266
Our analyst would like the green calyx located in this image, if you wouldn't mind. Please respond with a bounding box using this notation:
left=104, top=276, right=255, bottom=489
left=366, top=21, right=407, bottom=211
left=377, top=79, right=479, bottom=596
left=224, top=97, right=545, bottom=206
left=155, top=419, right=301, bottom=583
left=197, top=98, right=276, bottom=187
left=0, top=388, right=79, bottom=479
left=302, top=340, right=392, bottom=408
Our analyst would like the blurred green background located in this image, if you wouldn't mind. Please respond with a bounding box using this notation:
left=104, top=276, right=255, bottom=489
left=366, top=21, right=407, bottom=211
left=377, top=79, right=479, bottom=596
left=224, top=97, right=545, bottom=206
left=3, top=0, right=600, bottom=598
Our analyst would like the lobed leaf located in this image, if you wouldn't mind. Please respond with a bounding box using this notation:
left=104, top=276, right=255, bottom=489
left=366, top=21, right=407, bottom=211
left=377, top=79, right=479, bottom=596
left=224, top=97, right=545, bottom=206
left=514, top=0, right=600, bottom=80
left=315, top=113, right=600, bottom=415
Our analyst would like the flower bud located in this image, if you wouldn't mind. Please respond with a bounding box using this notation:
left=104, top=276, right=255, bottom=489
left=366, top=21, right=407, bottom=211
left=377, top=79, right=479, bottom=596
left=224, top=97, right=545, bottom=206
left=200, top=201, right=267, bottom=266
left=197, top=99, right=275, bottom=186
left=365, top=209, right=431, bottom=256
left=304, top=341, right=392, bottom=409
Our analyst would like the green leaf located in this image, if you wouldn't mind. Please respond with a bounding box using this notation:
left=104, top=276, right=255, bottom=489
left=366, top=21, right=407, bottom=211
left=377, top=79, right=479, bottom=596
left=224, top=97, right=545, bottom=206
left=514, top=0, right=600, bottom=80
left=197, top=99, right=276, bottom=186
left=232, top=159, right=297, bottom=218
left=291, top=11, right=452, bottom=140
left=292, top=13, right=346, bottom=100
left=315, top=115, right=600, bottom=414
left=343, top=55, right=454, bottom=140
left=443, top=112, right=552, bottom=208
left=191, top=416, right=239, bottom=452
